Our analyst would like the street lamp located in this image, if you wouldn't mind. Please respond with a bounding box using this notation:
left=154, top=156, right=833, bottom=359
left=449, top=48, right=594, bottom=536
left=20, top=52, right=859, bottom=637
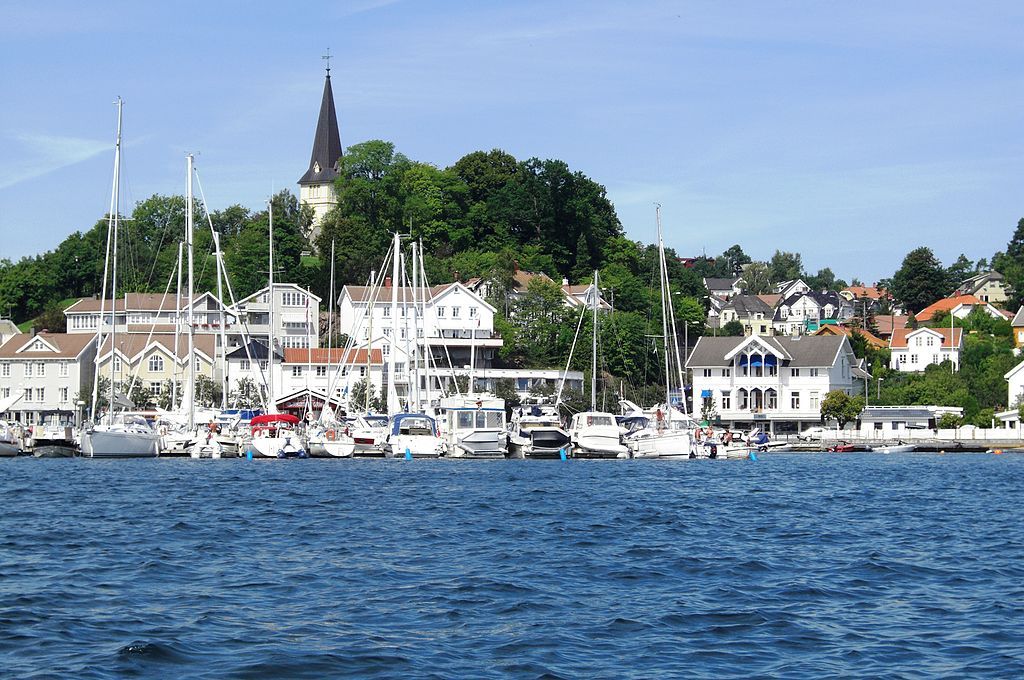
left=877, top=376, right=884, bottom=400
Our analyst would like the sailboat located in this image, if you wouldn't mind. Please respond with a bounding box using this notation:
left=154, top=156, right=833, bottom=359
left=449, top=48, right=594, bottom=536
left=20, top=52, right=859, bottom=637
left=246, top=197, right=308, bottom=459
left=567, top=270, right=629, bottom=459
left=81, top=98, right=162, bottom=458
left=624, top=206, right=696, bottom=459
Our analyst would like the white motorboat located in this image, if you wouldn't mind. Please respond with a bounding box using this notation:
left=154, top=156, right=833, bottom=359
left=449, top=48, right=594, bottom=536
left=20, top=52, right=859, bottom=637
left=569, top=411, right=629, bottom=459
left=29, top=411, right=79, bottom=457
left=247, top=414, right=308, bottom=459
left=441, top=396, right=507, bottom=459
left=875, top=442, right=916, bottom=454
left=625, top=415, right=695, bottom=459
left=81, top=415, right=161, bottom=458
left=0, top=420, right=23, bottom=456
left=508, top=403, right=570, bottom=459
left=384, top=413, right=443, bottom=459
left=350, top=414, right=388, bottom=457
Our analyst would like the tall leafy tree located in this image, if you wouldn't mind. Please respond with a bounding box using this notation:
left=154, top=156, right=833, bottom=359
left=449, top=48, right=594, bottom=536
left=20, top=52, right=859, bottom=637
left=768, top=250, right=804, bottom=283
left=891, top=246, right=948, bottom=314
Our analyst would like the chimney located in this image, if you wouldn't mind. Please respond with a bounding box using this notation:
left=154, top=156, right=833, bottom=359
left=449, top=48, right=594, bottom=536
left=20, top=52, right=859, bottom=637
left=384, top=276, right=392, bottom=288
left=453, top=270, right=460, bottom=282
left=562, top=277, right=569, bottom=286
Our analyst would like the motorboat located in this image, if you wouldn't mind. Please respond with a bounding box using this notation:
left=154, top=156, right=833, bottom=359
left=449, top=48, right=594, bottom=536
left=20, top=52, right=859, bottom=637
left=29, top=411, right=79, bottom=458
left=384, top=413, right=443, bottom=459
left=350, top=414, right=389, bottom=457
left=568, top=411, right=629, bottom=459
left=875, top=442, right=916, bottom=454
left=0, top=420, right=23, bottom=456
left=81, top=414, right=161, bottom=458
left=719, top=428, right=788, bottom=458
left=247, top=414, right=308, bottom=458
left=619, top=402, right=696, bottom=460
left=440, top=396, right=507, bottom=459
left=828, top=442, right=873, bottom=453
left=508, top=403, right=570, bottom=459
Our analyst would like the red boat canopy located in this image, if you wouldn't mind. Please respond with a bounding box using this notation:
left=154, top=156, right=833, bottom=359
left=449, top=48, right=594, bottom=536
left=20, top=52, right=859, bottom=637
left=250, top=413, right=300, bottom=426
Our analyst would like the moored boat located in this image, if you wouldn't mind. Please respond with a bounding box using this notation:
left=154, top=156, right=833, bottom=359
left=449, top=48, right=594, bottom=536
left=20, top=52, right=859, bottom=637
left=247, top=414, right=308, bottom=458
left=384, top=413, right=443, bottom=458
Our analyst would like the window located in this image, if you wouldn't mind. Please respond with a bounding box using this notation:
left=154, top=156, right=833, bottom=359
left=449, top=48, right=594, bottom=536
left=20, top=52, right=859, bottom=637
left=24, top=388, right=32, bottom=402
left=874, top=422, right=883, bottom=430
left=721, top=392, right=731, bottom=410
left=1, top=387, right=8, bottom=398
left=383, top=307, right=391, bottom=318
left=469, top=307, right=478, bottom=318
left=810, top=391, right=820, bottom=409
left=452, top=306, right=461, bottom=318
left=703, top=369, right=712, bottom=378
left=933, top=354, right=940, bottom=364
left=737, top=389, right=748, bottom=409
left=898, top=353, right=907, bottom=364
left=437, top=306, right=446, bottom=318
left=916, top=337, right=923, bottom=347
left=791, top=392, right=801, bottom=409
left=240, top=359, right=250, bottom=371
left=259, top=360, right=268, bottom=370
left=400, top=328, right=407, bottom=340
left=36, top=362, right=46, bottom=377
left=59, top=362, right=69, bottom=377
left=809, top=368, right=819, bottom=377
left=359, top=366, right=367, bottom=377
left=791, top=368, right=800, bottom=377
left=382, top=345, right=390, bottom=357
left=926, top=337, right=934, bottom=347
left=59, top=387, right=68, bottom=402
left=766, top=389, right=777, bottom=409
left=395, top=362, right=405, bottom=376
left=316, top=366, right=327, bottom=377
left=36, top=387, right=45, bottom=402
left=113, top=357, right=122, bottom=372
left=910, top=354, right=919, bottom=364
left=292, top=366, right=302, bottom=377
left=148, top=356, right=165, bottom=372
left=282, top=291, right=304, bottom=307
left=150, top=382, right=162, bottom=395
left=723, top=368, right=731, bottom=377
left=0, top=363, right=8, bottom=377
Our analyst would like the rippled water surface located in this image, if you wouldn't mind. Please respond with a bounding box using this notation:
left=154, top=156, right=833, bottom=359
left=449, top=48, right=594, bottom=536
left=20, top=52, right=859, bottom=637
left=2, top=453, right=1023, bottom=678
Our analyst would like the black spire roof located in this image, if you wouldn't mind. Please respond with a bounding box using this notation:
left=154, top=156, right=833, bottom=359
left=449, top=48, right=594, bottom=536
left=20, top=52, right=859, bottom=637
left=298, top=72, right=343, bottom=186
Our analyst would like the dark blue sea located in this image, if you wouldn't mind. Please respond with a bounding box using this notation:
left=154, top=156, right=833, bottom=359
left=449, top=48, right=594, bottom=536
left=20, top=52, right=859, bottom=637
left=2, top=454, right=1023, bottom=678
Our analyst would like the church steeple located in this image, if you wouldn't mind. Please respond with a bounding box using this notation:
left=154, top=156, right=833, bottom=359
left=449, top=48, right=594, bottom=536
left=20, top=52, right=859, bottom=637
left=298, top=61, right=343, bottom=187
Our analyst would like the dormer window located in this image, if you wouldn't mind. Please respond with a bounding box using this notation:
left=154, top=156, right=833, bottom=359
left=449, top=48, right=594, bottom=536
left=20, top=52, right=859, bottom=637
left=313, top=162, right=321, bottom=173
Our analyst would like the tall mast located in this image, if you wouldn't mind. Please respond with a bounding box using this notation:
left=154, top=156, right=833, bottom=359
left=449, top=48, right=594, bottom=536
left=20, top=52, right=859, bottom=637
left=213, top=231, right=227, bottom=409
left=92, top=97, right=121, bottom=422
left=173, top=241, right=182, bottom=411
left=657, top=205, right=672, bottom=416
left=388, top=232, right=400, bottom=414
left=418, top=241, right=431, bottom=411
left=410, top=241, right=420, bottom=410
left=107, top=97, right=123, bottom=425
left=267, top=198, right=276, bottom=412
left=365, top=269, right=374, bottom=412
left=327, top=239, right=335, bottom=417
left=186, top=154, right=196, bottom=430
left=591, top=269, right=598, bottom=412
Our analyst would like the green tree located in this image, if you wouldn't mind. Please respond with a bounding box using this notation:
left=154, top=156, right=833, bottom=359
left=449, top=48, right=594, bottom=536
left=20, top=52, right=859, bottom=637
left=820, top=390, right=864, bottom=428
left=741, top=262, right=772, bottom=294
left=945, top=254, right=974, bottom=293
left=768, top=250, right=804, bottom=283
left=230, top=377, right=263, bottom=409
left=722, top=320, right=745, bottom=336
left=891, top=247, right=948, bottom=314
left=194, top=375, right=222, bottom=407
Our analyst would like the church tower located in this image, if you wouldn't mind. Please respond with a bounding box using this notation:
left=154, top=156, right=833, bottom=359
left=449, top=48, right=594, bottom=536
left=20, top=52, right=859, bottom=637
left=298, top=57, right=343, bottom=246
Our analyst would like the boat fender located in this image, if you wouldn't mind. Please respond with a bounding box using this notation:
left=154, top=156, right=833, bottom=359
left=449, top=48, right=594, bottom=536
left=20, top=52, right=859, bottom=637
left=405, top=447, right=412, bottom=461
left=559, top=446, right=567, bottom=461
left=277, top=449, right=286, bottom=458
left=298, top=449, right=308, bottom=459
left=246, top=448, right=253, bottom=460
left=326, top=429, right=336, bottom=441
left=748, top=450, right=758, bottom=462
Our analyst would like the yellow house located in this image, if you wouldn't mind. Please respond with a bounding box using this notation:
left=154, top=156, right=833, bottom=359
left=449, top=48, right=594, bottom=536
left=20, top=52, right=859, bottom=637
left=1012, top=307, right=1024, bottom=348
left=96, top=333, right=216, bottom=400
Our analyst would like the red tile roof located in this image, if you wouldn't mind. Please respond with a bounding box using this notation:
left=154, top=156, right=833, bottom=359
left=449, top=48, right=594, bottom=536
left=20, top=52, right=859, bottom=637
left=282, top=347, right=383, bottom=365
left=889, top=326, right=962, bottom=349
left=914, top=295, right=986, bottom=321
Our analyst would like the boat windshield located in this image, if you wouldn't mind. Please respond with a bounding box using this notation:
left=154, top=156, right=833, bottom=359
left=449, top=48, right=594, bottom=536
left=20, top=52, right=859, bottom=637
left=455, top=410, right=504, bottom=430
left=398, top=417, right=435, bottom=436
left=585, top=415, right=615, bottom=427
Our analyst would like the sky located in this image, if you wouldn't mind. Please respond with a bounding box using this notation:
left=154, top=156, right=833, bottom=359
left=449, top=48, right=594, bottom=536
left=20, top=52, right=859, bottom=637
left=1, top=0, right=1021, bottom=285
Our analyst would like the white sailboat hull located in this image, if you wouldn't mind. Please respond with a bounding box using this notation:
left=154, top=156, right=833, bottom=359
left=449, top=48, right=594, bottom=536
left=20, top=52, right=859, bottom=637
left=629, top=431, right=694, bottom=459
left=385, top=434, right=443, bottom=458
left=81, top=430, right=160, bottom=458
left=249, top=435, right=308, bottom=459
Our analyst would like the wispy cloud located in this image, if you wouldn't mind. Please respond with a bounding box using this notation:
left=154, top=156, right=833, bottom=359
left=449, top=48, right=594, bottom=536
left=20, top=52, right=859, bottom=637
left=0, top=133, right=109, bottom=190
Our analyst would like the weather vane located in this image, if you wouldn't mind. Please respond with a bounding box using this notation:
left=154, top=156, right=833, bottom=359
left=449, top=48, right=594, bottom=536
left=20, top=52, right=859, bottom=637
left=322, top=48, right=331, bottom=76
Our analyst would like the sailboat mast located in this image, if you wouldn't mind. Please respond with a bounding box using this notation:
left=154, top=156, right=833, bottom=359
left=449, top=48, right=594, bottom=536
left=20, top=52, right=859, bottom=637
left=173, top=241, right=182, bottom=411
left=656, top=205, right=672, bottom=415
left=107, top=97, right=123, bottom=425
left=186, top=154, right=196, bottom=431
left=91, top=97, right=121, bottom=422
left=388, top=233, right=400, bottom=414
left=591, top=269, right=598, bottom=412
left=411, top=241, right=420, bottom=411
left=267, top=199, right=275, bottom=413
left=213, top=232, right=227, bottom=409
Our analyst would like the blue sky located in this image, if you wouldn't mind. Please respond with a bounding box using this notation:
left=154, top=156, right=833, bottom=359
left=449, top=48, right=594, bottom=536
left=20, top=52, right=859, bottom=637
left=1, top=0, right=1021, bottom=284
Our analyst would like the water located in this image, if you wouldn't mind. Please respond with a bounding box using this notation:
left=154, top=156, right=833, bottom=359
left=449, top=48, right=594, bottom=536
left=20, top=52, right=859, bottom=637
left=2, top=454, right=1023, bottom=678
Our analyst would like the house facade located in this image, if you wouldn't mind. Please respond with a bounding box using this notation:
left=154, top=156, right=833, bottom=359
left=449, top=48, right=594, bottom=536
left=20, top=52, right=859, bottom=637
left=703, top=277, right=743, bottom=301
left=687, top=334, right=857, bottom=434
left=95, top=333, right=216, bottom=402
left=0, top=333, right=97, bottom=424
left=1012, top=307, right=1024, bottom=348
left=773, top=291, right=852, bottom=335
left=956, top=271, right=1009, bottom=306
left=718, top=294, right=775, bottom=336
left=914, top=295, right=1005, bottom=323
left=888, top=327, right=963, bottom=372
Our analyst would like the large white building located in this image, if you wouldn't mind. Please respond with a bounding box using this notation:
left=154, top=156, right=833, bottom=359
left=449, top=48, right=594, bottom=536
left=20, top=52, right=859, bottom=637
left=0, top=333, right=97, bottom=424
left=888, top=326, right=962, bottom=372
left=687, top=334, right=858, bottom=434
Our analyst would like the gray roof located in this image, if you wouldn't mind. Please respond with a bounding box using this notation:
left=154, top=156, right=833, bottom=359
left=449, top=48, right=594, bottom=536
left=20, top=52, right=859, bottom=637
left=860, top=407, right=936, bottom=420
left=724, top=294, right=773, bottom=317
left=774, top=290, right=845, bottom=321
left=687, top=335, right=847, bottom=368
left=1011, top=306, right=1024, bottom=326
left=704, top=277, right=739, bottom=291
left=226, top=339, right=282, bottom=361
left=298, top=73, right=343, bottom=186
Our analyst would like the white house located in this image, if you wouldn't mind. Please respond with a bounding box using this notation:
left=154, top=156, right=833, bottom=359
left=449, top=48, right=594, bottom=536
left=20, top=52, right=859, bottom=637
left=856, top=405, right=964, bottom=436
left=719, top=295, right=775, bottom=336
left=687, top=334, right=857, bottom=434
left=231, top=284, right=321, bottom=351
left=277, top=347, right=385, bottom=414
left=64, top=292, right=235, bottom=336
left=773, top=291, right=852, bottom=336
left=0, top=333, right=97, bottom=424
left=773, top=279, right=811, bottom=299
left=703, top=277, right=744, bottom=301
left=888, top=327, right=963, bottom=372
left=467, top=267, right=610, bottom=312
